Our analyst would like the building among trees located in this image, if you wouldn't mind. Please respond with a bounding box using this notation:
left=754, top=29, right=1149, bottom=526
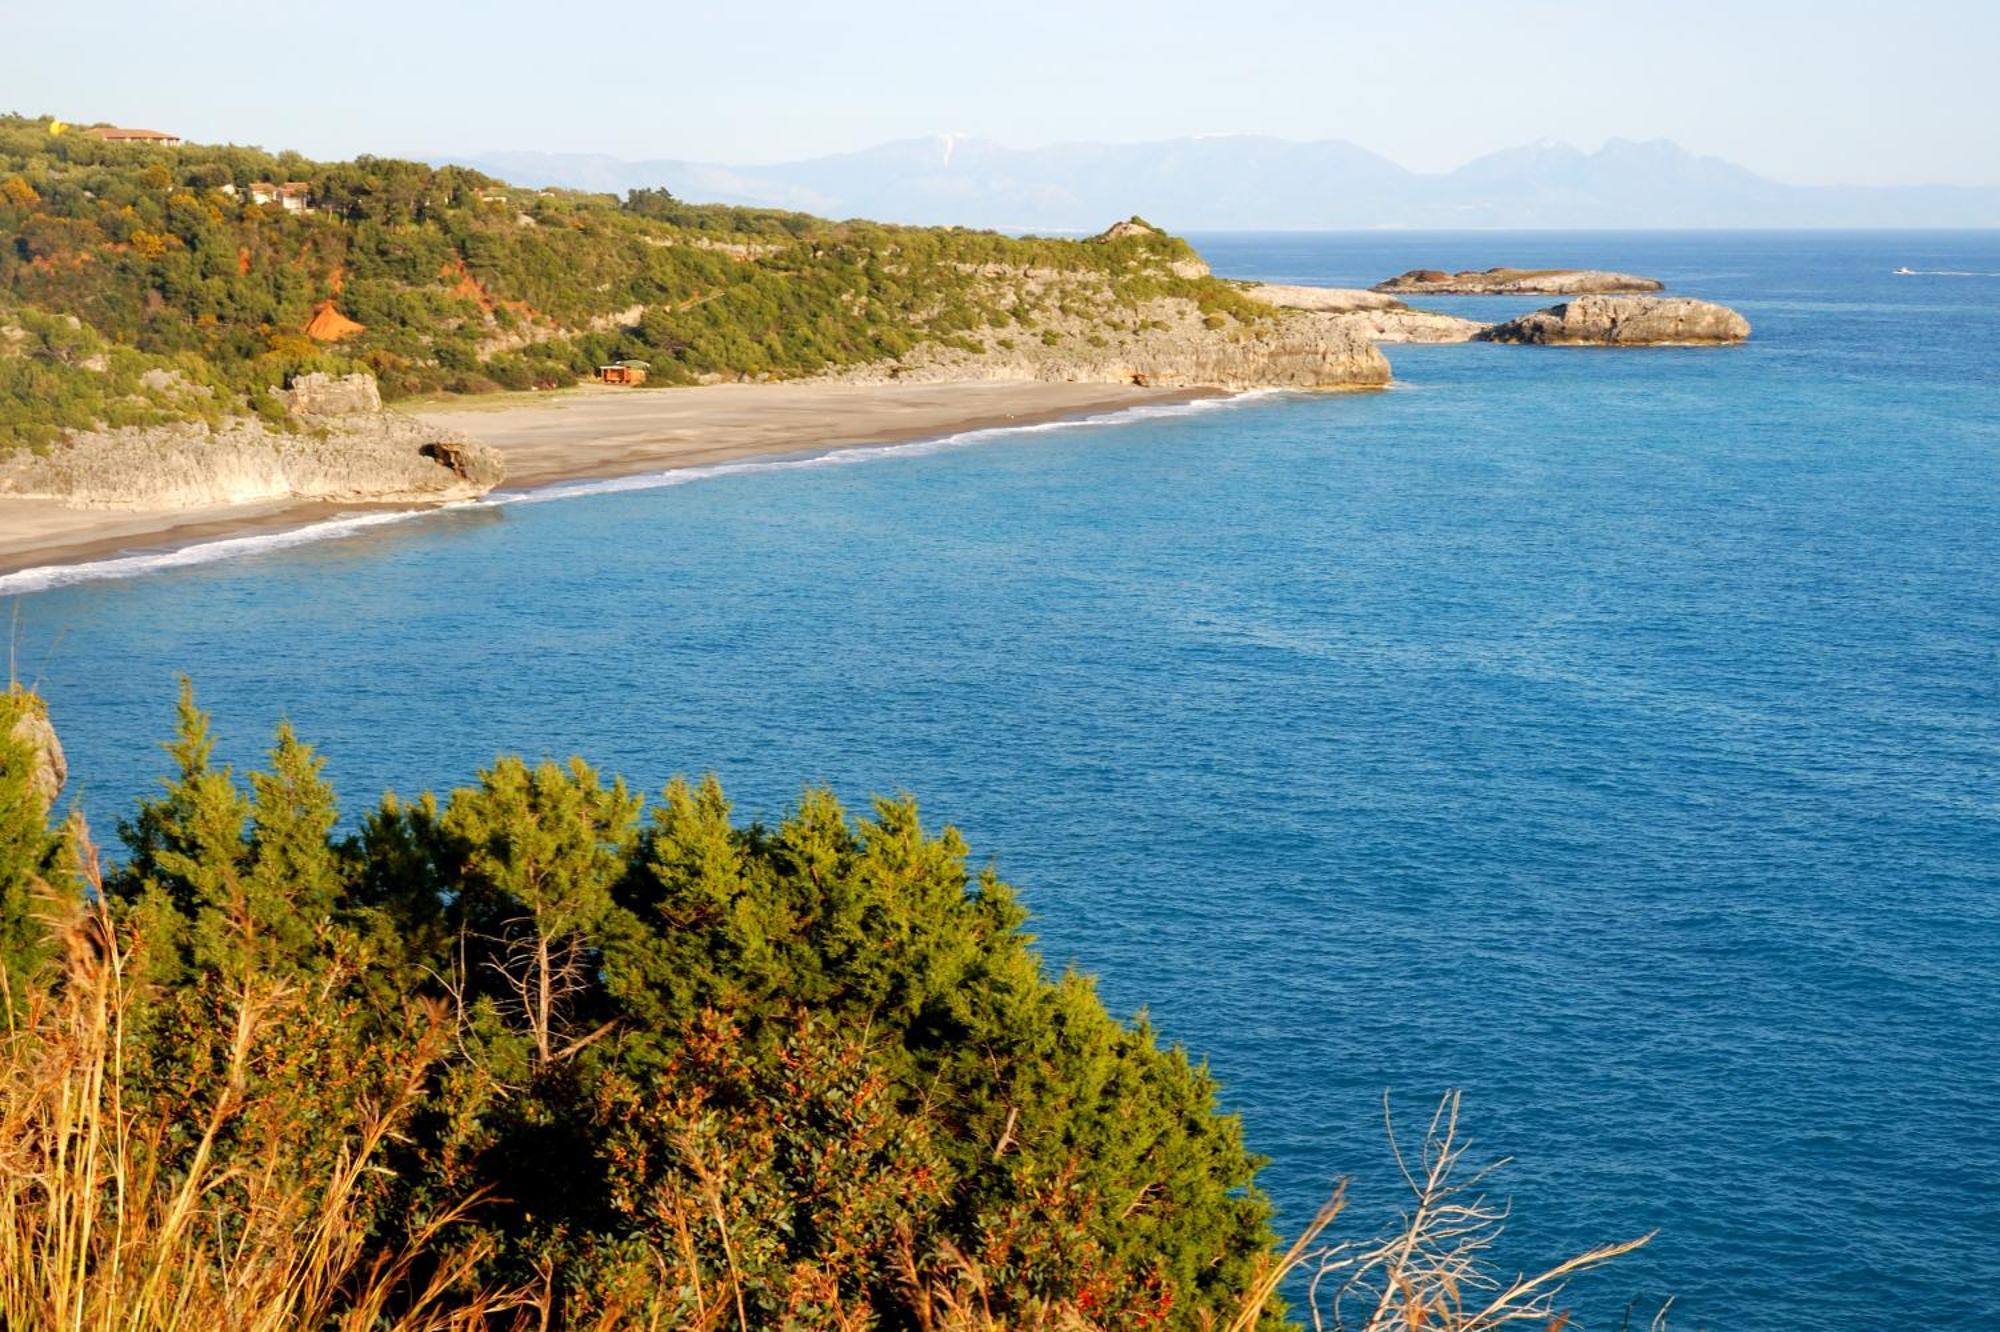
left=596, top=359, right=649, bottom=385
left=84, top=126, right=183, bottom=145
left=248, top=180, right=313, bottom=213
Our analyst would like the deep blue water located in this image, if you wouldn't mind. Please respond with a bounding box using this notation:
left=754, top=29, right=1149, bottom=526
left=8, top=232, right=2000, bottom=1329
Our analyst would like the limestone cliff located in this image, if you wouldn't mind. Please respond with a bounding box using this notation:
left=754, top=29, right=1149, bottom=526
left=271, top=371, right=383, bottom=416
left=0, top=374, right=506, bottom=510
left=1241, top=285, right=1487, bottom=344
left=840, top=232, right=1390, bottom=391
left=850, top=294, right=1389, bottom=391
left=1480, top=295, right=1751, bottom=346
left=1241, top=284, right=1403, bottom=313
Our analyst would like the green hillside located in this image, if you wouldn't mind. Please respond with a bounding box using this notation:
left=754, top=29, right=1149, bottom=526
left=0, top=114, right=1262, bottom=451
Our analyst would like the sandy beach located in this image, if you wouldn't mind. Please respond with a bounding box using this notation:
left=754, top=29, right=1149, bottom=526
left=0, top=379, right=1200, bottom=577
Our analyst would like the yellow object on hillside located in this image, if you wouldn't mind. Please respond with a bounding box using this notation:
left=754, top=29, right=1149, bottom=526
left=303, top=300, right=364, bottom=342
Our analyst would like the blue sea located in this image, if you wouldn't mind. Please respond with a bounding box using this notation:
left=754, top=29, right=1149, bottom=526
left=7, top=232, right=1999, bottom=1329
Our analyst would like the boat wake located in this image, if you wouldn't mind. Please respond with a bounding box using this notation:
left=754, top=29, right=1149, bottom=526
left=1892, top=268, right=2000, bottom=277
left=0, top=390, right=1284, bottom=594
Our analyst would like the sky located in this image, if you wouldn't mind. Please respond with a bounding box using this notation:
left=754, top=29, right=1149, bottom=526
left=4, top=0, right=1996, bottom=186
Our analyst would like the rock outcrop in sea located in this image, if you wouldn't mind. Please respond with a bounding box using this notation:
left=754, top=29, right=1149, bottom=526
left=0, top=373, right=507, bottom=510
left=1479, top=295, right=1751, bottom=346
left=1373, top=268, right=1665, bottom=295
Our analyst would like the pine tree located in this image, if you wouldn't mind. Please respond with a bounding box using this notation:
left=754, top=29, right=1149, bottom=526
left=112, top=679, right=252, bottom=980
left=439, top=755, right=641, bottom=1068
left=242, top=721, right=348, bottom=974
left=600, top=784, right=1276, bottom=1325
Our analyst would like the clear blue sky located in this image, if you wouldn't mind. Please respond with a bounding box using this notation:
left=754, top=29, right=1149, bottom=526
left=5, top=0, right=1994, bottom=185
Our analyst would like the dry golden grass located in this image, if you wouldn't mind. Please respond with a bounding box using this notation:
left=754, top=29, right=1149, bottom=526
left=0, top=837, right=521, bottom=1332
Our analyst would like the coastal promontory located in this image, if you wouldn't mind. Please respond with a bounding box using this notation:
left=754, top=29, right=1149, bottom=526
left=1241, top=284, right=1488, bottom=343
left=1480, top=295, right=1751, bottom=345
left=856, top=293, right=1391, bottom=390
left=0, top=372, right=505, bottom=510
left=1373, top=267, right=1665, bottom=295
left=834, top=221, right=1393, bottom=390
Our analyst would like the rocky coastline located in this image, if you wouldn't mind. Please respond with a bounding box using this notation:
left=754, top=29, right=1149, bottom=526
left=1241, top=281, right=1749, bottom=349
left=1480, top=295, right=1752, bottom=346
left=1242, top=285, right=1488, bottom=343
left=0, top=373, right=505, bottom=512
left=849, top=299, right=1391, bottom=391
left=0, top=242, right=1754, bottom=577
left=1373, top=267, right=1665, bottom=295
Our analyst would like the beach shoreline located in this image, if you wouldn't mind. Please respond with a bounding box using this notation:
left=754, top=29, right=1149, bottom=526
left=0, top=379, right=1211, bottom=579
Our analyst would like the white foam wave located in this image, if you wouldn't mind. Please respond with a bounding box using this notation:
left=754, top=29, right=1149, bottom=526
left=500, top=389, right=1283, bottom=506
left=1, top=390, right=1280, bottom=593
left=0, top=504, right=479, bottom=596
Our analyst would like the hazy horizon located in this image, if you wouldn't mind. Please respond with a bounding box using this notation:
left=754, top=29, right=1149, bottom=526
left=442, top=129, right=1991, bottom=194
left=5, top=0, right=1997, bottom=190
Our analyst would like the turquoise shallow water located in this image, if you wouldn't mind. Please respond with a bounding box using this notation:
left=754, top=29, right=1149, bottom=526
left=8, top=232, right=2000, bottom=1328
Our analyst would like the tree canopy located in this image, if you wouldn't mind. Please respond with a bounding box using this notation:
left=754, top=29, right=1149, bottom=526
left=5, top=684, right=1276, bottom=1327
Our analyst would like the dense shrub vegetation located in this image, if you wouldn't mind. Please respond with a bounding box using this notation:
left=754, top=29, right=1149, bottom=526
left=0, top=113, right=1261, bottom=451
left=0, top=687, right=1658, bottom=1328
left=1, top=685, right=1277, bottom=1327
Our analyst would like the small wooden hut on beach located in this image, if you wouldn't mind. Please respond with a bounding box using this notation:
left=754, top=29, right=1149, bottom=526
left=595, top=360, right=649, bottom=385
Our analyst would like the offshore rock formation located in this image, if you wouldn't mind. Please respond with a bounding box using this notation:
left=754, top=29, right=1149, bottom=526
left=1480, top=295, right=1751, bottom=346
left=1373, top=267, right=1664, bottom=295
left=1241, top=285, right=1487, bottom=344
left=0, top=374, right=506, bottom=509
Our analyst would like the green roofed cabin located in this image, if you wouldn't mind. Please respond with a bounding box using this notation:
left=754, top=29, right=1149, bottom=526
left=596, top=360, right=650, bottom=385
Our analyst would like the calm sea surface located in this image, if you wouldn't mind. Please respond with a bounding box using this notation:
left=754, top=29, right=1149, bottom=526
left=9, top=232, right=1999, bottom=1328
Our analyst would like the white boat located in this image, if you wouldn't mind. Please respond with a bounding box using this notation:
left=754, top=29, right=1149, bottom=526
left=1893, top=266, right=1917, bottom=275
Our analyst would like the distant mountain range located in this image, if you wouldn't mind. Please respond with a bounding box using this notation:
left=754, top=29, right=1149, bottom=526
left=435, top=135, right=2000, bottom=232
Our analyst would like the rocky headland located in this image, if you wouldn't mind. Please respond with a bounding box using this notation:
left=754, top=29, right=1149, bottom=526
left=1239, top=284, right=1402, bottom=313
left=1241, top=284, right=1487, bottom=344
left=858, top=306, right=1390, bottom=390
left=1373, top=267, right=1665, bottom=296
left=0, top=373, right=505, bottom=511
left=845, top=248, right=1393, bottom=391
left=1236, top=282, right=1750, bottom=348
left=1480, top=295, right=1752, bottom=346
